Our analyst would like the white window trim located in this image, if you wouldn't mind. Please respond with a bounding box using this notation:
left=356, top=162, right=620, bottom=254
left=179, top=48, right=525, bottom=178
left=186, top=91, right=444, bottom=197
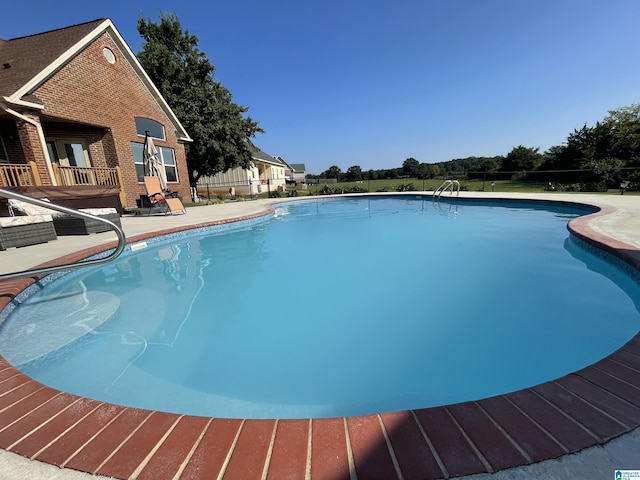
left=132, top=142, right=178, bottom=183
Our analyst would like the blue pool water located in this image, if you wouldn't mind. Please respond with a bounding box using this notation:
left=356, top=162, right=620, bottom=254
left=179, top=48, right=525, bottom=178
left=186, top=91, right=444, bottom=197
left=1, top=196, right=639, bottom=419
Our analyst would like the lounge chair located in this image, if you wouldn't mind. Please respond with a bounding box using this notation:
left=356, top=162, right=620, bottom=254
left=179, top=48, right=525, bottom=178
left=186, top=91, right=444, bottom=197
left=8, top=199, right=121, bottom=236
left=0, top=215, right=57, bottom=250
left=143, top=176, right=186, bottom=215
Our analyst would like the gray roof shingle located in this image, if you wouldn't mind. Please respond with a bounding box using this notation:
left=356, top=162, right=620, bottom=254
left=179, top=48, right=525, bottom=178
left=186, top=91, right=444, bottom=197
left=0, top=19, right=106, bottom=101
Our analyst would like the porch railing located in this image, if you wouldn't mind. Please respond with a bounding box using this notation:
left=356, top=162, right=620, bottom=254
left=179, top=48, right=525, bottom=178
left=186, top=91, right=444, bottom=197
left=52, top=164, right=121, bottom=187
left=52, top=164, right=126, bottom=207
left=0, top=161, right=41, bottom=187
left=0, top=163, right=126, bottom=207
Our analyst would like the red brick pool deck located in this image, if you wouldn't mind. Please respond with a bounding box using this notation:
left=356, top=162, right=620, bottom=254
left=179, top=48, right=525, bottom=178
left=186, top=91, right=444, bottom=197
left=1, top=195, right=640, bottom=479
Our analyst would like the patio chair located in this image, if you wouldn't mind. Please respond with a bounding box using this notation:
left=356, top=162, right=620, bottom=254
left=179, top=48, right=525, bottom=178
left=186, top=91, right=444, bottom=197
left=143, top=176, right=186, bottom=215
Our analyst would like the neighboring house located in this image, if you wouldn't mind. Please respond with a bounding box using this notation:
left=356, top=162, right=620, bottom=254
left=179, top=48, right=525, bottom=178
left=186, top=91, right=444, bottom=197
left=290, top=163, right=306, bottom=184
left=197, top=147, right=286, bottom=196
left=278, top=157, right=306, bottom=184
left=0, top=19, right=192, bottom=211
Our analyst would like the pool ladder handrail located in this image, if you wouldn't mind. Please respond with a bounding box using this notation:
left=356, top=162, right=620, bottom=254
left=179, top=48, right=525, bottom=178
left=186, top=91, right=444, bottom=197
left=0, top=188, right=126, bottom=281
left=433, top=179, right=460, bottom=199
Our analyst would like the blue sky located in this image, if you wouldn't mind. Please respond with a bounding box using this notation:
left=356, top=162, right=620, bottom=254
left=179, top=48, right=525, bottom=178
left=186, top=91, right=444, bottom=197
left=4, top=1, right=640, bottom=174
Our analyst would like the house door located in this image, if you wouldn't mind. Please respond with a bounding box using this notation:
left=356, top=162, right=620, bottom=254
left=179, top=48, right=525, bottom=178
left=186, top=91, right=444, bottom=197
left=46, top=140, right=91, bottom=167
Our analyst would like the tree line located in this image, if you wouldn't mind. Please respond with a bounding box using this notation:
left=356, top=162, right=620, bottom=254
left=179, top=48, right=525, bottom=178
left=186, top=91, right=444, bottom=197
left=310, top=104, right=640, bottom=192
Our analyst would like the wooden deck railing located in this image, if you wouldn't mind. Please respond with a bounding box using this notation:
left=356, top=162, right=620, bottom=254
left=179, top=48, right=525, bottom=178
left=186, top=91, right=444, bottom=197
left=52, top=165, right=126, bottom=207
left=0, top=163, right=126, bottom=207
left=52, top=164, right=121, bottom=186
left=0, top=162, right=41, bottom=187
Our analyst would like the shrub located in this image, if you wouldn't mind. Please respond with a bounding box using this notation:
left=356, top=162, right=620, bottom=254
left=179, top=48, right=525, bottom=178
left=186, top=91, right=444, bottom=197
left=342, top=186, right=368, bottom=193
left=554, top=182, right=607, bottom=192
left=395, top=183, right=417, bottom=192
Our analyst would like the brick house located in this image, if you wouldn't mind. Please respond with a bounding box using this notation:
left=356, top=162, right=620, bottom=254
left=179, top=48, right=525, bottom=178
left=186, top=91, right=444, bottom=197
left=0, top=19, right=192, bottom=211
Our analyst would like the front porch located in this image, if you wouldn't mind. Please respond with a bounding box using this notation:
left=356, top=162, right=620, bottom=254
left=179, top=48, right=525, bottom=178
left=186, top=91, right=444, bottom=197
left=0, top=162, right=126, bottom=210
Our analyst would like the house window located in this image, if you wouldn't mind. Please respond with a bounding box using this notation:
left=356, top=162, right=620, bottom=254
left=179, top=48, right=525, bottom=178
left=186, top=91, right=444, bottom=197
left=131, top=142, right=178, bottom=183
left=46, top=139, right=91, bottom=167
left=134, top=118, right=165, bottom=140
left=102, top=47, right=116, bottom=64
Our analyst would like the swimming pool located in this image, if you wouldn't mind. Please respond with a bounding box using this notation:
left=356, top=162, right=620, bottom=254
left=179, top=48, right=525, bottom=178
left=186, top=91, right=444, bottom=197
left=0, top=196, right=638, bottom=419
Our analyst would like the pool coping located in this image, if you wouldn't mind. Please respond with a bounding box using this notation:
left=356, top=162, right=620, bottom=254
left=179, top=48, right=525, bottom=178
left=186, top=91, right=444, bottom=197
left=1, top=195, right=640, bottom=479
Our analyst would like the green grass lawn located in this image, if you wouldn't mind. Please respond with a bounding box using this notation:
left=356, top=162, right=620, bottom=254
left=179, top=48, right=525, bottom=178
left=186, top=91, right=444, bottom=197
left=302, top=178, right=550, bottom=193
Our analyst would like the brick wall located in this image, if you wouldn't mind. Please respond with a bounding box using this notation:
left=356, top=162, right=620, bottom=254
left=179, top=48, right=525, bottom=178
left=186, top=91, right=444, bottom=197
left=33, top=32, right=190, bottom=207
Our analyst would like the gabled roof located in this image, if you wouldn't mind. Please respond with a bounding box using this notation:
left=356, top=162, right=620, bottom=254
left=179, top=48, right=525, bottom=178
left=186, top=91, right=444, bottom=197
left=274, top=155, right=304, bottom=172
left=251, top=146, right=285, bottom=167
left=0, top=20, right=104, bottom=104
left=0, top=19, right=192, bottom=142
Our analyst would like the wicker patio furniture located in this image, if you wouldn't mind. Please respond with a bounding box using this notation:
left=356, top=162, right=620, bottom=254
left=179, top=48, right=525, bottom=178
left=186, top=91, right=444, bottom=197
left=0, top=215, right=57, bottom=250
left=52, top=208, right=122, bottom=235
left=8, top=200, right=122, bottom=236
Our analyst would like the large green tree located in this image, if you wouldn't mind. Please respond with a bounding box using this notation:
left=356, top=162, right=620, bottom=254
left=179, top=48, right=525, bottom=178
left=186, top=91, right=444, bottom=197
left=402, top=157, right=420, bottom=177
left=345, top=165, right=363, bottom=181
left=602, top=104, right=640, bottom=165
left=137, top=12, right=263, bottom=186
left=322, top=165, right=343, bottom=180
left=501, top=146, right=542, bottom=172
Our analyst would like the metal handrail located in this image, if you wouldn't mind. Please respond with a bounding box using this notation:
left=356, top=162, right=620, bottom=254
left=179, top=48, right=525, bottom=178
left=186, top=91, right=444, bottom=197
left=433, top=179, right=460, bottom=199
left=0, top=188, right=126, bottom=281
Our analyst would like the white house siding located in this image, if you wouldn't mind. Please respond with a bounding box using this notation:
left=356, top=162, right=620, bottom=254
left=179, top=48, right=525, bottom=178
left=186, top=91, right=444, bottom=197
left=197, top=163, right=288, bottom=195
left=197, top=165, right=257, bottom=194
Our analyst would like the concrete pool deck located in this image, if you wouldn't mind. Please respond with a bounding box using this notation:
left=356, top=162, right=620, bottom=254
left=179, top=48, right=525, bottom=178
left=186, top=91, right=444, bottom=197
left=0, top=191, right=639, bottom=479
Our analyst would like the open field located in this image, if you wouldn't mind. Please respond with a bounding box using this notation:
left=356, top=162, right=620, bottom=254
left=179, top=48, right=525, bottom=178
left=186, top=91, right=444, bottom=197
left=307, top=178, right=550, bottom=193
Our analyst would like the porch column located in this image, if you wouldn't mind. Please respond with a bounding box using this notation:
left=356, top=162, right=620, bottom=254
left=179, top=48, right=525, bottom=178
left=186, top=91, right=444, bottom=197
left=12, top=112, right=56, bottom=186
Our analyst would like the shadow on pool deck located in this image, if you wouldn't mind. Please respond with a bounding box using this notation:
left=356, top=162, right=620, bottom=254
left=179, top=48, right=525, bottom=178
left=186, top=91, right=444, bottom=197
left=1, top=192, right=640, bottom=479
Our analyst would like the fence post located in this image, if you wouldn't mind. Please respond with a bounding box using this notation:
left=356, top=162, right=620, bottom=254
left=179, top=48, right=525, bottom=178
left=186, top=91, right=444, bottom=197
left=28, top=161, right=42, bottom=186
left=51, top=163, right=62, bottom=185
left=114, top=166, right=127, bottom=208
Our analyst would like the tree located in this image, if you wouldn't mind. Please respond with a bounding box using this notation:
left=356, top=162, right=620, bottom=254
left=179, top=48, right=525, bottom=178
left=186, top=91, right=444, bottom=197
left=322, top=165, right=342, bottom=180
left=501, top=146, right=542, bottom=172
left=417, top=162, right=430, bottom=179
left=603, top=104, right=640, bottom=165
left=481, top=157, right=500, bottom=173
left=345, top=165, right=363, bottom=182
left=137, top=12, right=263, bottom=186
left=402, top=158, right=420, bottom=177
left=427, top=163, right=442, bottom=178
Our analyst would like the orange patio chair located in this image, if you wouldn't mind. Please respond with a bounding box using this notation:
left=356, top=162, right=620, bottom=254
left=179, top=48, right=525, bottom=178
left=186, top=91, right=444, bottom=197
left=143, top=176, right=186, bottom=215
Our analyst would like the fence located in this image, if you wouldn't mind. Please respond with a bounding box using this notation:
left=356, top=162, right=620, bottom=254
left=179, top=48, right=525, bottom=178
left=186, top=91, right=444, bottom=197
left=196, top=178, right=289, bottom=200
left=306, top=178, right=337, bottom=185
left=196, top=179, right=254, bottom=200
